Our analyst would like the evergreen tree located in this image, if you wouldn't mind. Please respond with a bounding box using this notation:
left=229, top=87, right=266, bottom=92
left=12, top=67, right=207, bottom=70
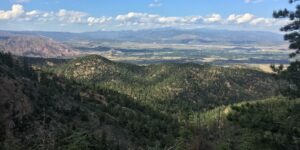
left=273, top=0, right=300, bottom=98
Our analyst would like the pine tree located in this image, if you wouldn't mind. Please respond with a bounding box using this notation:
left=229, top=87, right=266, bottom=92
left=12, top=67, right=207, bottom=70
left=273, top=0, right=300, bottom=98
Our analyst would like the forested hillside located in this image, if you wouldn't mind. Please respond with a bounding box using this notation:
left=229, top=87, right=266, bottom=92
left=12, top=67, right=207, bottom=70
left=1, top=52, right=299, bottom=150
left=46, top=55, right=278, bottom=118
left=0, top=52, right=181, bottom=149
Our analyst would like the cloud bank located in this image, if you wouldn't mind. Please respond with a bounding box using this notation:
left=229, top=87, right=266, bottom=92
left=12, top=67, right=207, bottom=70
left=0, top=4, right=288, bottom=31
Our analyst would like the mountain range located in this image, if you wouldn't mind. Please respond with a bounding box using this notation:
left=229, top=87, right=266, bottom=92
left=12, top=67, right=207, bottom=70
left=0, top=31, right=80, bottom=58
left=0, top=28, right=286, bottom=59
left=1, top=28, right=285, bottom=45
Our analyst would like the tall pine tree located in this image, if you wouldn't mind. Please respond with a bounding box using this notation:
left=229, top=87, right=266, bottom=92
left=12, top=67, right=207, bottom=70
left=273, top=0, right=300, bottom=98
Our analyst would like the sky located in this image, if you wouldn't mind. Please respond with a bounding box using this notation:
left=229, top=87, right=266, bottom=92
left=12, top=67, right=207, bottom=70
left=0, top=0, right=293, bottom=32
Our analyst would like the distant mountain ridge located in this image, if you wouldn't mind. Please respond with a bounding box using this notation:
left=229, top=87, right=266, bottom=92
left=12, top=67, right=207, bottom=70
left=82, top=28, right=285, bottom=44
left=0, top=28, right=285, bottom=45
left=0, top=31, right=80, bottom=57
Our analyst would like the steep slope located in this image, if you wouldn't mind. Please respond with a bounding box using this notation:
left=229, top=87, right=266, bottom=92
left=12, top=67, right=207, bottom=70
left=0, top=32, right=80, bottom=57
left=0, top=53, right=180, bottom=149
left=46, top=55, right=278, bottom=118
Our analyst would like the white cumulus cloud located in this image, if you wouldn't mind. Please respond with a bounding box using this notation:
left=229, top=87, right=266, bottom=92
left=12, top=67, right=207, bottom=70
left=0, top=4, right=24, bottom=20
left=250, top=18, right=273, bottom=25
left=227, top=13, right=254, bottom=24
left=87, top=16, right=112, bottom=26
left=204, top=14, right=222, bottom=23
left=57, top=9, right=88, bottom=23
left=114, top=12, right=222, bottom=27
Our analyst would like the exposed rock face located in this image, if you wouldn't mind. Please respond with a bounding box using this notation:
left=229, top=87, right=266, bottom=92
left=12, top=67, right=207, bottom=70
left=0, top=33, right=80, bottom=58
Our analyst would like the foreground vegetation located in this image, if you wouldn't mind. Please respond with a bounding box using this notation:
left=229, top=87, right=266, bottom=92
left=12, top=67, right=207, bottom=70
left=190, top=97, right=300, bottom=150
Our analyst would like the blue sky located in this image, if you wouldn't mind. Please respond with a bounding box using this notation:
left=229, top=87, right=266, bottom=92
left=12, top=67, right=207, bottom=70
left=0, top=0, right=293, bottom=32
